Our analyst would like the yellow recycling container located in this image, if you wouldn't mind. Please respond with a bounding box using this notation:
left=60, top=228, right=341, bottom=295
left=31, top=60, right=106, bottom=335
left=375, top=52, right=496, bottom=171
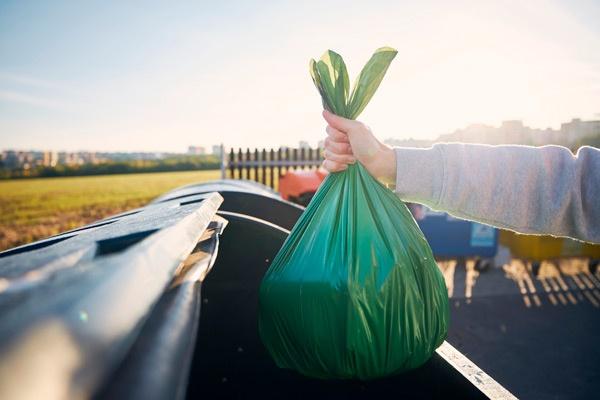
left=499, top=230, right=600, bottom=261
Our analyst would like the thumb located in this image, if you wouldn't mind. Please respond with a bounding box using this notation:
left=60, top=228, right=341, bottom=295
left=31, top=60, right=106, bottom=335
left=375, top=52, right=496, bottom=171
left=322, top=110, right=355, bottom=132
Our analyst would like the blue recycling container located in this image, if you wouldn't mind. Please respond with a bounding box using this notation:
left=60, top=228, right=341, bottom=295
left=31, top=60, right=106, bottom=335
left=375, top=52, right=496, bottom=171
left=408, top=204, right=498, bottom=259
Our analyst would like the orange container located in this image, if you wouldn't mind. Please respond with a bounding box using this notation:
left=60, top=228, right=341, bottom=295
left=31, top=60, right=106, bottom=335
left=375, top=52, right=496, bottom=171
left=279, top=169, right=327, bottom=202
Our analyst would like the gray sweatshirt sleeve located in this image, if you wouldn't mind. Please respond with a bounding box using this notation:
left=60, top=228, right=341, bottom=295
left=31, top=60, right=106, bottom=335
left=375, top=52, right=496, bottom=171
left=393, top=143, right=600, bottom=244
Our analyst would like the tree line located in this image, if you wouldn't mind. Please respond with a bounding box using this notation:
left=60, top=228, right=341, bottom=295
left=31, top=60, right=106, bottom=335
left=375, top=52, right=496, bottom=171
left=0, top=155, right=221, bottom=179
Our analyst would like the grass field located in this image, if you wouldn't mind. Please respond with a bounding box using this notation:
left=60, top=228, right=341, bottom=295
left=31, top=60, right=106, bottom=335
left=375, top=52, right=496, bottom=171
left=0, top=170, right=221, bottom=251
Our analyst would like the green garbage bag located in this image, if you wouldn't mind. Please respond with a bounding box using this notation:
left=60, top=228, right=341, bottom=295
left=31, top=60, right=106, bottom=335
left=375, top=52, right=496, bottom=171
left=259, top=47, right=449, bottom=380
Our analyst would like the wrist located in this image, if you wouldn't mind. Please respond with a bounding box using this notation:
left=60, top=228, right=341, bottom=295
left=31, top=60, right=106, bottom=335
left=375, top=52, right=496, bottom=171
left=372, top=145, right=396, bottom=185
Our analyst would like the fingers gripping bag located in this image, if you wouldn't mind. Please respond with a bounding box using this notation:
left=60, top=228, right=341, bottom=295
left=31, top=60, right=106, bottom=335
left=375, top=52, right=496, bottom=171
left=259, top=47, right=449, bottom=380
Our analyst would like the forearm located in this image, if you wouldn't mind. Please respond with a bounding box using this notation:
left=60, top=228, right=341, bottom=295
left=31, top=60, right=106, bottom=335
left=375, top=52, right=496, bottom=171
left=393, top=143, right=600, bottom=243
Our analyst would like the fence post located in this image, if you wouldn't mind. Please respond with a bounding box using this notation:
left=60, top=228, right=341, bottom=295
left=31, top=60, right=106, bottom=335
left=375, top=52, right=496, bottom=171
left=285, top=148, right=291, bottom=175
left=220, top=144, right=226, bottom=179
left=245, top=148, right=251, bottom=180
left=278, top=148, right=284, bottom=178
left=261, top=149, right=267, bottom=185
left=237, top=148, right=243, bottom=180
left=229, top=148, right=235, bottom=179
left=269, top=149, right=275, bottom=189
left=253, top=148, right=259, bottom=184
left=291, top=148, right=297, bottom=170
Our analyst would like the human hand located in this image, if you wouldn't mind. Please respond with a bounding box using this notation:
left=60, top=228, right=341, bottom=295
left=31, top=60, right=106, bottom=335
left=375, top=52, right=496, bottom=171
left=321, top=110, right=396, bottom=184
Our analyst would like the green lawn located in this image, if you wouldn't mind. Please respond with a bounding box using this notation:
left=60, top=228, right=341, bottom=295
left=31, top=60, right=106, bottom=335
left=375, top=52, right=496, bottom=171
left=0, top=170, right=221, bottom=251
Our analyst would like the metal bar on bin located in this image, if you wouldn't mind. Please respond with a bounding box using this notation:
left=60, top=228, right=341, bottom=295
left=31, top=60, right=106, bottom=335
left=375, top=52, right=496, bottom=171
left=436, top=342, right=517, bottom=399
left=97, top=217, right=228, bottom=400
left=0, top=193, right=224, bottom=400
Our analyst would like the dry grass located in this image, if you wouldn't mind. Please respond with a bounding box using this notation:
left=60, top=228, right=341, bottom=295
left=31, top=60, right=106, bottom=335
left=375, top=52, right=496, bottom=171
left=0, top=170, right=221, bottom=251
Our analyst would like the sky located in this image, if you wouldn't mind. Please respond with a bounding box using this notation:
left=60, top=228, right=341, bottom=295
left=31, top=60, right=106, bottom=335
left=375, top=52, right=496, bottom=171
left=1, top=0, right=599, bottom=152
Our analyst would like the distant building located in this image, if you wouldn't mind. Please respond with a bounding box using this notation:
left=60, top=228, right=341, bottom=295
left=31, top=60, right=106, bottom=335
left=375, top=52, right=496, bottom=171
left=298, top=141, right=310, bottom=149
left=499, top=120, right=526, bottom=144
left=2, top=151, right=20, bottom=169
left=188, top=146, right=206, bottom=155
left=42, top=151, right=58, bottom=167
left=211, top=145, right=222, bottom=156
left=560, top=119, right=600, bottom=145
left=437, top=117, right=600, bottom=148
left=58, top=152, right=84, bottom=166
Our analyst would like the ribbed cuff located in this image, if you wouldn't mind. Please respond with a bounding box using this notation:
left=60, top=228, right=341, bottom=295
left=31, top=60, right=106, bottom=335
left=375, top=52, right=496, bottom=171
left=393, top=146, right=444, bottom=206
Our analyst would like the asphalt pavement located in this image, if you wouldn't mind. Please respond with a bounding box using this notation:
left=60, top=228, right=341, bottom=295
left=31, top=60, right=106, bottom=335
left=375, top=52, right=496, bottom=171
left=445, top=261, right=600, bottom=399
